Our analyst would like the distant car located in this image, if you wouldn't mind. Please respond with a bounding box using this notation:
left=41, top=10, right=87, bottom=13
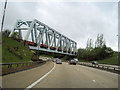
left=69, top=60, right=77, bottom=65
left=47, top=58, right=50, bottom=61
left=92, top=61, right=98, bottom=65
left=52, top=59, right=56, bottom=62
left=56, top=60, right=62, bottom=64
left=74, top=59, right=78, bottom=62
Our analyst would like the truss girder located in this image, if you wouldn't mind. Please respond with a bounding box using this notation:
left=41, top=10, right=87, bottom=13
left=9, top=19, right=77, bottom=56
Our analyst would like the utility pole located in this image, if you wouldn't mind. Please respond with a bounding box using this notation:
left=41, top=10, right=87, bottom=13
left=1, top=0, right=7, bottom=32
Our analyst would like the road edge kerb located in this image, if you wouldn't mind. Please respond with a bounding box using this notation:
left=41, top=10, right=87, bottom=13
left=1, top=61, right=46, bottom=76
left=24, top=63, right=56, bottom=90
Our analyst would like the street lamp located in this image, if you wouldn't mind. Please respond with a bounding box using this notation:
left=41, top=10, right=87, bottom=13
left=1, top=0, right=7, bottom=32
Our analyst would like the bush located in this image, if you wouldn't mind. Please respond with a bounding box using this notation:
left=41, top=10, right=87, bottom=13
left=78, top=45, right=113, bottom=61
left=2, top=30, right=11, bottom=37
left=11, top=32, right=22, bottom=41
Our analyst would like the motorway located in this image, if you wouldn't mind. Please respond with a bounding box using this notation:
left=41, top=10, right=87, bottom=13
left=2, top=61, right=118, bottom=88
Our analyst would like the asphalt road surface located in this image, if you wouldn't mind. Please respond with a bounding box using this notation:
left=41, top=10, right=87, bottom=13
left=2, top=61, right=118, bottom=88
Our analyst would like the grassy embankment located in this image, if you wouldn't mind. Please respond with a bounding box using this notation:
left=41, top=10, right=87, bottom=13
left=79, top=52, right=118, bottom=65
left=2, top=35, right=34, bottom=63
left=2, top=35, right=54, bottom=63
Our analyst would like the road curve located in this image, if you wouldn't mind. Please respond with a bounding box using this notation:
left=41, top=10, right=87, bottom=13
left=3, top=61, right=118, bottom=88
left=2, top=61, right=54, bottom=88
left=33, top=62, right=118, bottom=88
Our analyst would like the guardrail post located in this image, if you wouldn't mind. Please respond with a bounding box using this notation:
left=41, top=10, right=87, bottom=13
left=114, top=68, right=115, bottom=71
left=102, top=66, right=104, bottom=69
left=10, top=64, right=12, bottom=68
left=8, top=65, right=10, bottom=68
left=22, top=63, right=24, bottom=66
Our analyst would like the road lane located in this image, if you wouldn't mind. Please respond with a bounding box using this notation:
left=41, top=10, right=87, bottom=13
left=2, top=61, right=54, bottom=88
left=33, top=62, right=118, bottom=88
left=2, top=61, right=118, bottom=88
left=25, top=63, right=56, bottom=89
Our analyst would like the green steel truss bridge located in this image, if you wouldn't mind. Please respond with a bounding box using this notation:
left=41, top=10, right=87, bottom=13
left=9, top=19, right=77, bottom=56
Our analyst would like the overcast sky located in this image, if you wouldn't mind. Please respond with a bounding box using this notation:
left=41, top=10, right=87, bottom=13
left=1, top=0, right=118, bottom=51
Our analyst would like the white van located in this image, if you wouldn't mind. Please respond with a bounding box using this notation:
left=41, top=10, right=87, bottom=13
left=74, top=58, right=78, bottom=62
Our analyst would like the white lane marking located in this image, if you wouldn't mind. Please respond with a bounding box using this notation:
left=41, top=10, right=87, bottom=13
left=24, top=63, right=56, bottom=90
left=78, top=64, right=118, bottom=76
left=92, top=80, right=96, bottom=83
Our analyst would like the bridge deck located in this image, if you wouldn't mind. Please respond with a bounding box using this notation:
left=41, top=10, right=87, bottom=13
left=29, top=46, right=76, bottom=56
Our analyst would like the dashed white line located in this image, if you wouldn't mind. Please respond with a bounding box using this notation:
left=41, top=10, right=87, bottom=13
left=24, top=63, right=56, bottom=90
left=92, top=80, right=96, bottom=83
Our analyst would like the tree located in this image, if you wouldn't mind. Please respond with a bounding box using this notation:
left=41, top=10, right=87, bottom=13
left=95, top=34, right=105, bottom=48
left=78, top=33, right=113, bottom=61
left=11, top=31, right=22, bottom=41
left=86, top=38, right=94, bottom=51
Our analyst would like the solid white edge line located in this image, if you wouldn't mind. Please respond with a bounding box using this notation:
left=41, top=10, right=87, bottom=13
left=24, top=63, right=56, bottom=90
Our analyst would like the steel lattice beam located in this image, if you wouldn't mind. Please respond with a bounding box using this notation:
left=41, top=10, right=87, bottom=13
left=9, top=19, right=77, bottom=56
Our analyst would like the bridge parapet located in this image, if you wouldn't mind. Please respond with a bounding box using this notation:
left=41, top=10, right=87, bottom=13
left=9, top=19, right=77, bottom=56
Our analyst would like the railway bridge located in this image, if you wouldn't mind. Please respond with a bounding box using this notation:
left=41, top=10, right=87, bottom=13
left=9, top=19, right=77, bottom=56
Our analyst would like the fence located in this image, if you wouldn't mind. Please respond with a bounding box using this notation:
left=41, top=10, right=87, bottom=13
left=0, top=61, right=46, bottom=76
left=0, top=61, right=45, bottom=68
left=78, top=62, right=120, bottom=72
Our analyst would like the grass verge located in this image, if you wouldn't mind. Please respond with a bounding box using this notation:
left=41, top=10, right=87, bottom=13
left=79, top=52, right=118, bottom=65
